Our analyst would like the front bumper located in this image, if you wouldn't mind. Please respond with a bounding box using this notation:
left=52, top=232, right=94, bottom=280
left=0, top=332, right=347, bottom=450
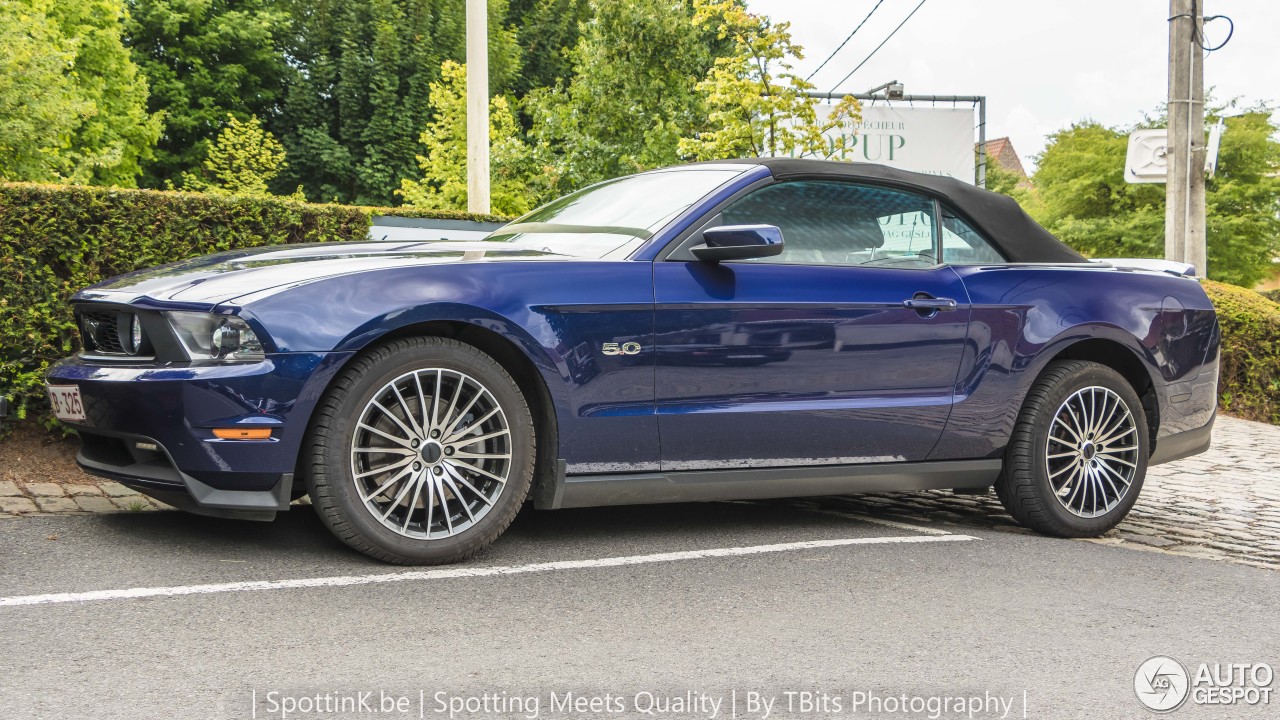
left=47, top=352, right=352, bottom=520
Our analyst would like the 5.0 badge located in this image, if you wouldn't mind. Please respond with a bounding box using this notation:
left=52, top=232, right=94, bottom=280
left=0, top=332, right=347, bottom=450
left=602, top=341, right=642, bottom=356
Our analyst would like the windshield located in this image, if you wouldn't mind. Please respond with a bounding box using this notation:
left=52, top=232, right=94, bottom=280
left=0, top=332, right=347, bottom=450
left=488, top=168, right=745, bottom=258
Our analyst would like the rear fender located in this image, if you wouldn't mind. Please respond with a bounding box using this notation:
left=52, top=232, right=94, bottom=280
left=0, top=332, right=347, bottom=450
left=932, top=265, right=1216, bottom=460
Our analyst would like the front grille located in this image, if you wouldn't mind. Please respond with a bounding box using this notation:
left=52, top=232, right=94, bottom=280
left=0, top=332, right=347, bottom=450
left=79, top=310, right=127, bottom=354
left=74, top=305, right=181, bottom=362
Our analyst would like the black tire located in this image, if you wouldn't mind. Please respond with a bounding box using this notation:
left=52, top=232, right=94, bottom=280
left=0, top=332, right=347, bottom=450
left=304, top=336, right=535, bottom=564
left=995, top=360, right=1149, bottom=537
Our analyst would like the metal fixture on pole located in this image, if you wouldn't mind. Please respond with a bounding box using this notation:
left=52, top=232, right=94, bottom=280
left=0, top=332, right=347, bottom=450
left=976, top=96, right=986, bottom=189
left=465, top=0, right=490, bottom=214
left=807, top=83, right=988, bottom=188
left=859, top=80, right=905, bottom=100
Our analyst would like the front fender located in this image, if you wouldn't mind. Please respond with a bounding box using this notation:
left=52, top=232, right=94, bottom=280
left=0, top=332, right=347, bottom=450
left=229, top=260, right=661, bottom=471
left=337, top=301, right=562, bottom=382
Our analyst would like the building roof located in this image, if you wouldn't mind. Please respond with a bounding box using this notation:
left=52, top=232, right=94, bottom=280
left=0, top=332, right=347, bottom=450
left=985, top=137, right=1028, bottom=177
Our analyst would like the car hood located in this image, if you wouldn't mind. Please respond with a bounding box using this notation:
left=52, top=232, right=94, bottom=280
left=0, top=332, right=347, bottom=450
left=75, top=241, right=562, bottom=306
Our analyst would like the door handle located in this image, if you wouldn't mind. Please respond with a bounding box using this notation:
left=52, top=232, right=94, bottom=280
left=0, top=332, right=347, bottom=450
left=902, top=296, right=958, bottom=311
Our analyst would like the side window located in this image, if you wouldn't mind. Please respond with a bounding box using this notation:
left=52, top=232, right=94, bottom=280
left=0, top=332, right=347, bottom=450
left=718, top=180, right=938, bottom=267
left=940, top=206, right=1005, bottom=265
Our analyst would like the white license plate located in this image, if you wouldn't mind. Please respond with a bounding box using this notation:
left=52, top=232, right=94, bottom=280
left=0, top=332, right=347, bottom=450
left=47, top=385, right=86, bottom=422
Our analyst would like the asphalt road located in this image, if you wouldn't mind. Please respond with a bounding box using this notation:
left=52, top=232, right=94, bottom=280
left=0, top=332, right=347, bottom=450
left=1, top=501, right=1276, bottom=720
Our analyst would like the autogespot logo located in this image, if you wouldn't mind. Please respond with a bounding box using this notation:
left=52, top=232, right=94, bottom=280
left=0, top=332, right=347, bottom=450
left=1135, top=656, right=1191, bottom=712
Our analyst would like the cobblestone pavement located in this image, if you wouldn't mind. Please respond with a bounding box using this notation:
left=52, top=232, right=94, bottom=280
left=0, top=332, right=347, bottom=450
left=0, top=478, right=168, bottom=516
left=2, top=417, right=1276, bottom=569
left=787, top=415, right=1280, bottom=570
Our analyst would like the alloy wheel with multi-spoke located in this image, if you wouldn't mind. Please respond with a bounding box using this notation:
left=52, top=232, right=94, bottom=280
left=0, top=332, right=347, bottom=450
left=350, top=368, right=511, bottom=540
left=1044, top=385, right=1139, bottom=518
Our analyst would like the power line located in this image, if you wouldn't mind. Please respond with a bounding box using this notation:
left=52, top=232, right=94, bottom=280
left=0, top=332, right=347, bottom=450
left=805, top=0, right=888, bottom=82
left=1199, top=14, right=1233, bottom=53
left=828, top=0, right=929, bottom=94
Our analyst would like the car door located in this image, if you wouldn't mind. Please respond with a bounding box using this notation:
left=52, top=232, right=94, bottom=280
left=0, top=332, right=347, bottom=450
left=652, top=179, right=972, bottom=471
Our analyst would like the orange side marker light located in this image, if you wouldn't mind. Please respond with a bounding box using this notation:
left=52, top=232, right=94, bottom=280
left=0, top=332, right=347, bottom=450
left=212, top=428, right=273, bottom=440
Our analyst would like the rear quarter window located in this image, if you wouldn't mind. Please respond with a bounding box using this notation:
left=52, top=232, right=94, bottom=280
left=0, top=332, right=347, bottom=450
left=941, top=207, right=1005, bottom=265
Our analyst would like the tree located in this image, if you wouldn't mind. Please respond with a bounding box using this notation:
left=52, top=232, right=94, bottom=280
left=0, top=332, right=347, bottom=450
left=1028, top=122, right=1166, bottom=264
left=180, top=114, right=288, bottom=196
left=123, top=0, right=293, bottom=189
left=398, top=61, right=537, bottom=215
left=527, top=0, right=724, bottom=194
left=0, top=0, right=159, bottom=186
left=1028, top=109, right=1280, bottom=287
left=505, top=0, right=591, bottom=99
left=47, top=0, right=162, bottom=186
left=677, top=0, right=859, bottom=161
left=0, top=0, right=89, bottom=182
left=1203, top=111, right=1280, bottom=287
left=274, top=0, right=523, bottom=205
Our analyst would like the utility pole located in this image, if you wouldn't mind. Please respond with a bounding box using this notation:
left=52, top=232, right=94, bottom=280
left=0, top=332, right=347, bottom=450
left=466, top=0, right=490, bottom=214
left=1166, top=0, right=1206, bottom=273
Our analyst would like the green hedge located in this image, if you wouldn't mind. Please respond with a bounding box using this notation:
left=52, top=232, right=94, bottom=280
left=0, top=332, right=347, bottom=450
left=1203, top=280, right=1280, bottom=424
left=0, top=182, right=505, bottom=420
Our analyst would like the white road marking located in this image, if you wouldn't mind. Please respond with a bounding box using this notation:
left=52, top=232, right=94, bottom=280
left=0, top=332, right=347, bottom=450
left=0, top=534, right=975, bottom=608
left=730, top=499, right=958, bottom=536
left=797, top=506, right=956, bottom=536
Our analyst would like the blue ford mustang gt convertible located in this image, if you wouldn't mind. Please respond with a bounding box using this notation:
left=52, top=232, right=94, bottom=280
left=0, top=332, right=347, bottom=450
left=47, top=159, right=1219, bottom=564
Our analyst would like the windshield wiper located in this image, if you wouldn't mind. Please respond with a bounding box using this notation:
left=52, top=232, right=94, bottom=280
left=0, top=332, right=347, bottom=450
left=489, top=222, right=654, bottom=240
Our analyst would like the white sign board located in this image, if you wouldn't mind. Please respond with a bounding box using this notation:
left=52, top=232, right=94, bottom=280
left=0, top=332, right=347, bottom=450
left=1125, top=129, right=1169, bottom=184
left=1124, top=125, right=1225, bottom=183
left=1205, top=120, right=1225, bottom=178
left=815, top=105, right=977, bottom=184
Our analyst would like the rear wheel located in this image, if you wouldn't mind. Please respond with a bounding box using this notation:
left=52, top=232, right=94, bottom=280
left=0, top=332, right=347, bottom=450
left=995, top=360, right=1149, bottom=537
left=305, top=337, right=535, bottom=564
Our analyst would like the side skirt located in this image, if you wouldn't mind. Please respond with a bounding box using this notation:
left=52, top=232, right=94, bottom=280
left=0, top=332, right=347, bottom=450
left=536, top=459, right=1002, bottom=510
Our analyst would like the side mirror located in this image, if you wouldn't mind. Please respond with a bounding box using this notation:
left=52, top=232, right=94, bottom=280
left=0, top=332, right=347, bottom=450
left=690, top=224, right=784, bottom=262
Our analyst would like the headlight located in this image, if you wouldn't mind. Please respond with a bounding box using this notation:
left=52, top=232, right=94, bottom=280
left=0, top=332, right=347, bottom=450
left=165, top=312, right=266, bottom=362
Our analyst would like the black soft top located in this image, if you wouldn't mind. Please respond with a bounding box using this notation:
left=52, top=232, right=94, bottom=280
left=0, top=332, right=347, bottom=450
left=712, top=157, right=1085, bottom=264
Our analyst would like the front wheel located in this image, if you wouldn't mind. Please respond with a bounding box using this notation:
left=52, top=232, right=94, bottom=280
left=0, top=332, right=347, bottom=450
left=995, top=360, right=1149, bottom=537
left=305, top=337, right=535, bottom=564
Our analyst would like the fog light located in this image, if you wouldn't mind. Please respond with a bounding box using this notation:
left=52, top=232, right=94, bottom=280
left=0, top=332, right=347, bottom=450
left=128, top=314, right=143, bottom=355
left=135, top=441, right=158, bottom=452
left=212, top=428, right=273, bottom=440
